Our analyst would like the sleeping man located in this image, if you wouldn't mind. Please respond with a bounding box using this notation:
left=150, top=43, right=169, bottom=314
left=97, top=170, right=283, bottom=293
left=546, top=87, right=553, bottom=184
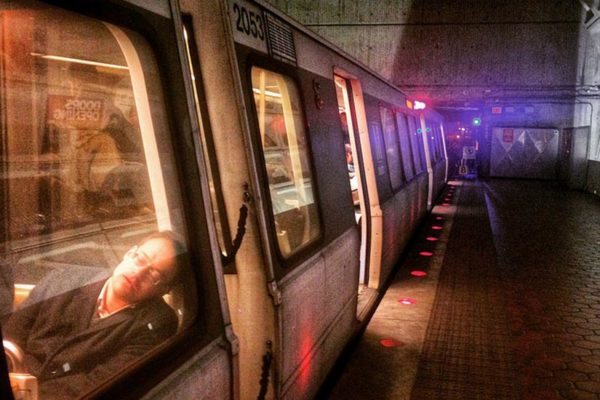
left=2, top=231, right=183, bottom=399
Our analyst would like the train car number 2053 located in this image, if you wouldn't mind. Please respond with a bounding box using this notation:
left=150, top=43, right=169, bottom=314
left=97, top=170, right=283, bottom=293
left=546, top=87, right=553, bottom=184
left=229, top=0, right=268, bottom=53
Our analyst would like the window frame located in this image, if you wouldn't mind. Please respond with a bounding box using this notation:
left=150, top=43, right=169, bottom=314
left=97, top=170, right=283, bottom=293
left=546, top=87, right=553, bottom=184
left=244, top=55, right=324, bottom=270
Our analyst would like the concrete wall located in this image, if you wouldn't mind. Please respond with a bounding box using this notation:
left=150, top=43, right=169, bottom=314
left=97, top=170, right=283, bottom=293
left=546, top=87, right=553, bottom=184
left=265, top=1, right=581, bottom=93
left=266, top=0, right=600, bottom=197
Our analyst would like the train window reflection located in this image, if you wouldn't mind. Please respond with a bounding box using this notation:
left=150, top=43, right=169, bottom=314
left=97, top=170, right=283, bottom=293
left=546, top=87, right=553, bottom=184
left=408, top=116, right=425, bottom=173
left=0, top=2, right=197, bottom=399
left=395, top=113, right=416, bottom=181
left=380, top=106, right=404, bottom=191
left=251, top=67, right=321, bottom=258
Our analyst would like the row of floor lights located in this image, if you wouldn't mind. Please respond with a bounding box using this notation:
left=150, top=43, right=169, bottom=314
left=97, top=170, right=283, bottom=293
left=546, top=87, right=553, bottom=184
left=380, top=184, right=456, bottom=348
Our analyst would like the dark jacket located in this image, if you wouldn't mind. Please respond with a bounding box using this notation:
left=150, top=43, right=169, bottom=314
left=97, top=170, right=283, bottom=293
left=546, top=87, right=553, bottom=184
left=2, top=270, right=177, bottom=399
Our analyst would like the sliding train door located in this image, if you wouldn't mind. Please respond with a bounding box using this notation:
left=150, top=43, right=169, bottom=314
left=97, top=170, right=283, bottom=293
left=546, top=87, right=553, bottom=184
left=334, top=72, right=383, bottom=308
left=334, top=75, right=368, bottom=285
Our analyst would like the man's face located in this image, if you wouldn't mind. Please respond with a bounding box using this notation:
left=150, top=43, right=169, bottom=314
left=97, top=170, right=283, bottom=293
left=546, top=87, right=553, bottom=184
left=111, top=237, right=178, bottom=305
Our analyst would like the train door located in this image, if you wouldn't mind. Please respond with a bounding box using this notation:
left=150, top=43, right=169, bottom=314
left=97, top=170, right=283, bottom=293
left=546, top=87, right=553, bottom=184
left=334, top=75, right=368, bottom=286
left=419, top=114, right=434, bottom=209
left=334, top=73, right=384, bottom=298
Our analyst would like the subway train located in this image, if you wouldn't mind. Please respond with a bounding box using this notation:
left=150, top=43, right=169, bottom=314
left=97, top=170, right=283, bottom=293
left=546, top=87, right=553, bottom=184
left=0, top=0, right=447, bottom=399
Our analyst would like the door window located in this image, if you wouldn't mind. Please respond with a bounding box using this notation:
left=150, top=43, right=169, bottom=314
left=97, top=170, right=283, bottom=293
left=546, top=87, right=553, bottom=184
left=251, top=67, right=321, bottom=258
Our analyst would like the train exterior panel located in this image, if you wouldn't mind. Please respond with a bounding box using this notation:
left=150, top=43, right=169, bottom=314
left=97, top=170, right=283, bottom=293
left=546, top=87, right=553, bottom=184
left=380, top=174, right=428, bottom=281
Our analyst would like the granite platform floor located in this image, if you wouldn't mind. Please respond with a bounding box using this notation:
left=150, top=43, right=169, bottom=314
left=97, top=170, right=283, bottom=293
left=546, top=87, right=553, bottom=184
left=322, top=178, right=600, bottom=400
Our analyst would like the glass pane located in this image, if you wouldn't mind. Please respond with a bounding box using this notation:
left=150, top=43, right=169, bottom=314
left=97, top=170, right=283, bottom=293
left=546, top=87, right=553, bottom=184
left=426, top=121, right=438, bottom=162
left=432, top=126, right=440, bottom=161
left=0, top=2, right=197, bottom=399
left=436, top=125, right=445, bottom=160
left=251, top=67, right=320, bottom=258
left=380, top=107, right=403, bottom=190
left=395, top=113, right=415, bottom=181
left=370, top=122, right=388, bottom=179
left=407, top=116, right=424, bottom=173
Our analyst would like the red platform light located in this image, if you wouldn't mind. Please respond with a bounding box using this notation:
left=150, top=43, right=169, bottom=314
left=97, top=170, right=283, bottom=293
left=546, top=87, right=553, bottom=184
left=399, top=298, right=416, bottom=305
left=411, top=270, right=427, bottom=277
left=435, top=216, right=445, bottom=221
left=379, top=338, right=405, bottom=348
left=419, top=251, right=433, bottom=257
left=432, top=225, right=443, bottom=230
left=426, top=236, right=438, bottom=241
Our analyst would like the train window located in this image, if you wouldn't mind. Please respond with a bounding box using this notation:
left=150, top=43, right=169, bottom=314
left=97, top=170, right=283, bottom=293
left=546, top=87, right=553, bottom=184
left=428, top=123, right=440, bottom=162
left=395, top=113, right=415, bottom=181
left=0, top=2, right=197, bottom=399
left=407, top=116, right=425, bottom=173
left=251, top=67, right=321, bottom=258
left=434, top=126, right=442, bottom=161
left=380, top=107, right=404, bottom=191
left=432, top=123, right=443, bottom=162
left=435, top=125, right=445, bottom=160
left=370, top=122, right=389, bottom=182
left=425, top=123, right=435, bottom=162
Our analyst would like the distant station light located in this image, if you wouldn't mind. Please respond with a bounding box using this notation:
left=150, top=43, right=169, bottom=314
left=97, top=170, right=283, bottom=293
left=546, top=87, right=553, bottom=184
left=414, top=100, right=426, bottom=110
left=406, top=100, right=414, bottom=109
left=472, top=117, right=482, bottom=126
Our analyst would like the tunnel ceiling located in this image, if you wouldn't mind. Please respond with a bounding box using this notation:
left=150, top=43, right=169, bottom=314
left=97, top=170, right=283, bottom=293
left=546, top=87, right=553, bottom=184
left=265, top=0, right=597, bottom=111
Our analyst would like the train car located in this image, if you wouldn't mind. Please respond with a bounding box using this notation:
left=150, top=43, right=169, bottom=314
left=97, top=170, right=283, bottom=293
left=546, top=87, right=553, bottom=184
left=0, top=0, right=447, bottom=399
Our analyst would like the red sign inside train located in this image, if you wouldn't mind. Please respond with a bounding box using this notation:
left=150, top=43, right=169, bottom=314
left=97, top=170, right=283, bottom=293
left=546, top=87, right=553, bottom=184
left=502, top=128, right=514, bottom=143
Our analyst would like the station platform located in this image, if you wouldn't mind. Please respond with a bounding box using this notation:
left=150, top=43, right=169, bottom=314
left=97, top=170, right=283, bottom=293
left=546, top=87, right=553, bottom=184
left=321, top=178, right=600, bottom=400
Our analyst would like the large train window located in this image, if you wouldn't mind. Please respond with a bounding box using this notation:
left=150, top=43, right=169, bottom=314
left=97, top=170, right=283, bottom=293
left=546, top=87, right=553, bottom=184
left=434, top=125, right=445, bottom=160
left=251, top=67, right=321, bottom=258
left=0, top=2, right=197, bottom=399
left=395, top=113, right=415, bottom=181
left=427, top=122, right=440, bottom=163
left=407, top=116, right=425, bottom=173
left=380, top=106, right=404, bottom=191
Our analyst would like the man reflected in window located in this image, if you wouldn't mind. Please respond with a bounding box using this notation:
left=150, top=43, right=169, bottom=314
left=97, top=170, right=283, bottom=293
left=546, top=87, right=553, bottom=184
left=2, top=231, right=183, bottom=399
